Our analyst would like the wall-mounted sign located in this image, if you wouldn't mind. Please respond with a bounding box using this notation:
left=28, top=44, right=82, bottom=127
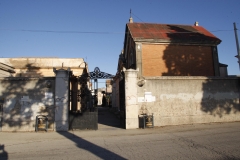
left=145, top=92, right=152, bottom=102
left=138, top=92, right=156, bottom=102
left=45, top=92, right=53, bottom=99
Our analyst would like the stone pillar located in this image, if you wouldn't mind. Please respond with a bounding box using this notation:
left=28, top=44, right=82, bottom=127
left=54, top=68, right=70, bottom=131
left=124, top=69, right=138, bottom=129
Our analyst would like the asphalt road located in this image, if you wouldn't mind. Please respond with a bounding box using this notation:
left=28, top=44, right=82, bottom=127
left=0, top=121, right=240, bottom=160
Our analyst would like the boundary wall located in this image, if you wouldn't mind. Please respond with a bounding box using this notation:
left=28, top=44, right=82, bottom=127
left=136, top=76, right=240, bottom=127
left=0, top=77, right=55, bottom=131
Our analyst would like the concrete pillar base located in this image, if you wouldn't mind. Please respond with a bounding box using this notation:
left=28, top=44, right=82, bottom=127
left=124, top=69, right=139, bottom=129
left=54, top=68, right=70, bottom=131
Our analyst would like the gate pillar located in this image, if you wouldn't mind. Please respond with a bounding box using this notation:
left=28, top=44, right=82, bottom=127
left=54, top=68, right=70, bottom=131
left=124, top=69, right=138, bottom=129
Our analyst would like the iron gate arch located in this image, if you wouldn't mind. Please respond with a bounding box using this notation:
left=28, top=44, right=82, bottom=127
left=89, top=67, right=114, bottom=106
left=69, top=67, right=114, bottom=130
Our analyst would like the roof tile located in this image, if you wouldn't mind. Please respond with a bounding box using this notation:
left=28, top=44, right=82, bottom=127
left=127, top=23, right=221, bottom=44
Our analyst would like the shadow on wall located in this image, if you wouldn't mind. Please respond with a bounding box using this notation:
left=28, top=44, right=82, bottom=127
left=201, top=79, right=240, bottom=117
left=0, top=64, right=55, bottom=131
left=57, top=131, right=126, bottom=159
left=162, top=25, right=240, bottom=117
left=162, top=25, right=215, bottom=76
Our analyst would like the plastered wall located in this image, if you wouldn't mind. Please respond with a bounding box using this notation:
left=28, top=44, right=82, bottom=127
left=0, top=77, right=55, bottom=131
left=0, top=58, right=85, bottom=77
left=137, top=76, right=240, bottom=127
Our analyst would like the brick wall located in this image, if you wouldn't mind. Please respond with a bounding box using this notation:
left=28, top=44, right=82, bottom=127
left=142, top=44, right=215, bottom=76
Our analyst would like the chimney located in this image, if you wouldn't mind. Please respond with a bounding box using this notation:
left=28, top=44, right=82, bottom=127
left=194, top=21, right=199, bottom=26
left=129, top=17, right=133, bottom=23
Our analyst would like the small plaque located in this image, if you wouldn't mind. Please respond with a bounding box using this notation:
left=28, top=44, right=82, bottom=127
left=45, top=92, right=53, bottom=98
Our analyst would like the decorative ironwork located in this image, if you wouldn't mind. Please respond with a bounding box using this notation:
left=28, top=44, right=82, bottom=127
left=90, top=67, right=114, bottom=79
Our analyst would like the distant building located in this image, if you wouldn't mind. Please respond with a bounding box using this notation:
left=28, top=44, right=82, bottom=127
left=111, top=18, right=238, bottom=130
left=106, top=79, right=112, bottom=94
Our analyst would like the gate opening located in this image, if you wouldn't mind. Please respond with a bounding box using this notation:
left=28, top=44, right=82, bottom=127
left=69, top=67, right=123, bottom=130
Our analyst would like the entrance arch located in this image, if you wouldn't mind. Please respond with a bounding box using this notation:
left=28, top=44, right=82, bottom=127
left=69, top=67, right=122, bottom=130
left=89, top=67, right=114, bottom=106
left=90, top=67, right=123, bottom=130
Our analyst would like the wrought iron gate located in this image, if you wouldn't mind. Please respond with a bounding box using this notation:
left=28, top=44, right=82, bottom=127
left=69, top=67, right=114, bottom=130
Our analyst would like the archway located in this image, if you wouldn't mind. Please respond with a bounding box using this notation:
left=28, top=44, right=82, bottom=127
left=89, top=67, right=114, bottom=107
left=69, top=67, right=122, bottom=130
left=89, top=67, right=122, bottom=130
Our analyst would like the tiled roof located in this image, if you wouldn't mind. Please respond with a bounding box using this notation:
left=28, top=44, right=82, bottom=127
left=127, top=23, right=221, bottom=45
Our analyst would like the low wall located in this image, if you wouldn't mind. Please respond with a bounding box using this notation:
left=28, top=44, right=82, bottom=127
left=137, top=76, right=240, bottom=127
left=0, top=77, right=55, bottom=131
left=69, top=109, right=98, bottom=130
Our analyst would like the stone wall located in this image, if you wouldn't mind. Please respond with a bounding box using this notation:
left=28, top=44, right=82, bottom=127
left=0, top=77, right=55, bottom=131
left=137, top=76, right=240, bottom=127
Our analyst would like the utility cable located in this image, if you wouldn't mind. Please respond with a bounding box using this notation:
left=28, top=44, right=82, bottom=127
left=0, top=28, right=234, bottom=34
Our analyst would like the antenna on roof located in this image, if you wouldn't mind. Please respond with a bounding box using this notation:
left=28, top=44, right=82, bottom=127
left=129, top=9, right=133, bottom=23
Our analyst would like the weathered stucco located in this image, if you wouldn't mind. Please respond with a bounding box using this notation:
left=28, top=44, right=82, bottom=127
left=0, top=58, right=89, bottom=132
left=0, top=77, right=55, bottom=131
left=137, top=76, right=240, bottom=127
left=54, top=69, right=70, bottom=131
left=124, top=69, right=138, bottom=129
left=0, top=58, right=85, bottom=77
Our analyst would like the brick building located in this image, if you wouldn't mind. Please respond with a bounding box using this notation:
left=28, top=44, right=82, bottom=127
left=119, top=19, right=224, bottom=77
left=111, top=18, right=238, bottom=130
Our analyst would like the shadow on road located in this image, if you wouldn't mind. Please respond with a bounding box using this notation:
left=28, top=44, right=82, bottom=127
left=98, top=107, right=122, bottom=129
left=0, top=144, right=8, bottom=160
left=57, top=131, right=126, bottom=159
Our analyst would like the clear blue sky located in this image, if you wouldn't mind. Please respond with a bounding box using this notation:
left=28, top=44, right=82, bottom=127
left=1, top=0, right=240, bottom=82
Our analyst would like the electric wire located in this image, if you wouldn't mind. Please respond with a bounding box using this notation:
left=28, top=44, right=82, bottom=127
left=0, top=28, right=234, bottom=34
left=0, top=10, right=236, bottom=34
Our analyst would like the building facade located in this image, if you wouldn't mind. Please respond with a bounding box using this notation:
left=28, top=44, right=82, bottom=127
left=0, top=58, right=91, bottom=131
left=112, top=19, right=239, bottom=129
left=122, top=21, right=222, bottom=77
